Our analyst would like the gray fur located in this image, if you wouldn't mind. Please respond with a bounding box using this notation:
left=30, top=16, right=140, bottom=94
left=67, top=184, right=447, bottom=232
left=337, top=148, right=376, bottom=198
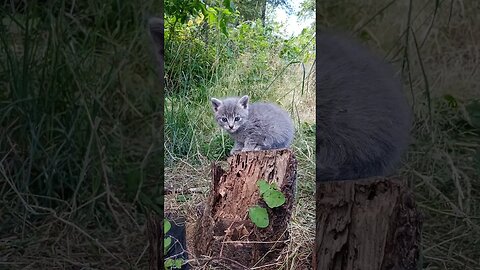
left=148, top=17, right=164, bottom=80
left=211, top=95, right=295, bottom=155
left=316, top=31, right=412, bottom=181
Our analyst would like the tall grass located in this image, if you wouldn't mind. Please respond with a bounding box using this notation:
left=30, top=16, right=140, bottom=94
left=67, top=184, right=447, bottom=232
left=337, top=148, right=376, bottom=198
left=163, top=20, right=316, bottom=163
left=1, top=1, right=162, bottom=268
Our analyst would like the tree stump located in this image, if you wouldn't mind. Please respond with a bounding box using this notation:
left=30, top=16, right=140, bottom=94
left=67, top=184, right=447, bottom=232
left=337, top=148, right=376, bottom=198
left=192, top=149, right=297, bottom=269
left=314, top=177, right=423, bottom=270
left=146, top=212, right=163, bottom=270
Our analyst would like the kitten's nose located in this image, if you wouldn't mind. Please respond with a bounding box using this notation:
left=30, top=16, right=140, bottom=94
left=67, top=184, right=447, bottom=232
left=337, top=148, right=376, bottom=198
left=228, top=125, right=234, bottom=129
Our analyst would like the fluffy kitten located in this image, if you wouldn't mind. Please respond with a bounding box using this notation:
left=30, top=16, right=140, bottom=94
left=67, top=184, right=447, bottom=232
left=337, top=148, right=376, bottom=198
left=316, top=31, right=412, bottom=181
left=211, top=95, right=295, bottom=155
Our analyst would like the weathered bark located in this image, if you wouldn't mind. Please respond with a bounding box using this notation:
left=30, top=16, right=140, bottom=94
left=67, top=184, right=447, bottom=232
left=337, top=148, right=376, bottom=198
left=193, top=149, right=297, bottom=269
left=314, top=177, right=423, bottom=270
left=147, top=212, right=163, bottom=270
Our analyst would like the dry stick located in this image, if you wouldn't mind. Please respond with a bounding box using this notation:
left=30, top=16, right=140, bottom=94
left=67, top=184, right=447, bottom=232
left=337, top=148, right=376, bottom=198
left=71, top=114, right=96, bottom=213
left=164, top=186, right=207, bottom=195
left=133, top=143, right=154, bottom=205
left=134, top=242, right=150, bottom=267
left=0, top=160, right=38, bottom=215
left=251, top=262, right=283, bottom=270
left=19, top=204, right=128, bottom=265
left=286, top=244, right=303, bottom=270
left=458, top=170, right=473, bottom=214
left=251, top=228, right=290, bottom=269
left=74, top=191, right=107, bottom=212
left=200, top=256, right=250, bottom=270
left=423, top=231, right=472, bottom=252
left=219, top=215, right=248, bottom=257
left=91, top=117, right=123, bottom=231
left=411, top=168, right=480, bottom=232
left=352, top=0, right=397, bottom=35
left=442, top=150, right=464, bottom=210
left=50, top=213, right=128, bottom=265
left=91, top=116, right=141, bottom=231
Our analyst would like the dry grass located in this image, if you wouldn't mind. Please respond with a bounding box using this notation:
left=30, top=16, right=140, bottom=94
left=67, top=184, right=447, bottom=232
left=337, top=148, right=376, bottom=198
left=1, top=1, right=162, bottom=269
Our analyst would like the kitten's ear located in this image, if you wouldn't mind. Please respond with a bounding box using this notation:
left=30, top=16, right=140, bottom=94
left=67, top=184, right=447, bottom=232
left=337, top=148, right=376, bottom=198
left=211, top=98, right=222, bottom=112
left=238, top=95, right=249, bottom=109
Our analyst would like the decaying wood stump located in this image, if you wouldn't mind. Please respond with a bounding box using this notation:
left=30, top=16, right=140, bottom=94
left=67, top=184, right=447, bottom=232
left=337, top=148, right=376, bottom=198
left=147, top=212, right=163, bottom=270
left=315, top=177, right=423, bottom=270
left=193, top=149, right=297, bottom=269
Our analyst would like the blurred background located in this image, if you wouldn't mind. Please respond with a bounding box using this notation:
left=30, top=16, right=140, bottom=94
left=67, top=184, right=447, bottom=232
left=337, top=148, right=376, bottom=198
left=317, top=1, right=479, bottom=269
left=1, top=0, right=479, bottom=269
left=1, top=1, right=163, bottom=269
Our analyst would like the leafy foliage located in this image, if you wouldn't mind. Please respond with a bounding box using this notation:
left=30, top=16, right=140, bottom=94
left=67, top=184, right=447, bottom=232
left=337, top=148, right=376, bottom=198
left=257, top=179, right=286, bottom=208
left=163, top=218, right=184, bottom=269
left=249, top=179, right=286, bottom=228
left=163, top=0, right=315, bottom=162
left=165, top=258, right=184, bottom=269
left=248, top=205, right=269, bottom=228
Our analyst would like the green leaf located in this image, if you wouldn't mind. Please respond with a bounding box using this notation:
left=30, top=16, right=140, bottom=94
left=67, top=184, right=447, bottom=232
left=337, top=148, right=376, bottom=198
left=165, top=258, right=174, bottom=268
left=248, top=205, right=269, bottom=228
left=164, top=236, right=172, bottom=255
left=164, top=258, right=184, bottom=269
left=257, top=179, right=271, bottom=195
left=263, top=189, right=286, bottom=208
left=174, top=258, right=183, bottom=268
left=223, top=0, right=235, bottom=12
left=257, top=180, right=286, bottom=208
left=219, top=18, right=228, bottom=36
left=164, top=218, right=172, bottom=234
left=176, top=194, right=189, bottom=202
left=466, top=100, right=480, bottom=129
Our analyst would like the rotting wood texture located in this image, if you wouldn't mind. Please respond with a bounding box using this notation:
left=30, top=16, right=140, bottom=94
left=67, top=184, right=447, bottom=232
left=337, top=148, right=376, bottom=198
left=315, top=177, right=423, bottom=270
left=193, top=149, right=297, bottom=269
left=147, top=212, right=163, bottom=270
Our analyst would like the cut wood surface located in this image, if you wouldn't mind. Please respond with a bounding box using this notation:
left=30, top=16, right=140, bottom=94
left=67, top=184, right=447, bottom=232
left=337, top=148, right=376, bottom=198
left=315, top=177, right=423, bottom=270
left=192, top=149, right=297, bottom=269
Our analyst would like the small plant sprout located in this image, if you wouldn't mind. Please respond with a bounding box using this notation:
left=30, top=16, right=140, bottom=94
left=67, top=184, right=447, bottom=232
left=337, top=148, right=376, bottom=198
left=248, top=179, right=287, bottom=228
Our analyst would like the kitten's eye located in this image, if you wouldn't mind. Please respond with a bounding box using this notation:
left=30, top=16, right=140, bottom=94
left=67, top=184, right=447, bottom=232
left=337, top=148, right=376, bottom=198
left=234, top=117, right=240, bottom=121
left=221, top=117, right=227, bottom=122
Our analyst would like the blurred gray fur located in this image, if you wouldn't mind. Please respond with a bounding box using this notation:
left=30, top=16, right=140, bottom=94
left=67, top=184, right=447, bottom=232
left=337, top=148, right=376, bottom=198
left=316, top=30, right=412, bottom=181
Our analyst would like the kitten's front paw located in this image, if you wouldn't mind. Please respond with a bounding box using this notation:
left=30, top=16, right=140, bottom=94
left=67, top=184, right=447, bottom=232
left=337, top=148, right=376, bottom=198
left=240, top=146, right=257, bottom=152
left=230, top=148, right=241, bottom=155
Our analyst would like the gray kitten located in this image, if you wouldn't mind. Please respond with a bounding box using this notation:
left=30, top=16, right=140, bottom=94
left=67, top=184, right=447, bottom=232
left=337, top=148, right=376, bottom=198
left=211, top=96, right=295, bottom=155
left=316, top=31, right=412, bottom=182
